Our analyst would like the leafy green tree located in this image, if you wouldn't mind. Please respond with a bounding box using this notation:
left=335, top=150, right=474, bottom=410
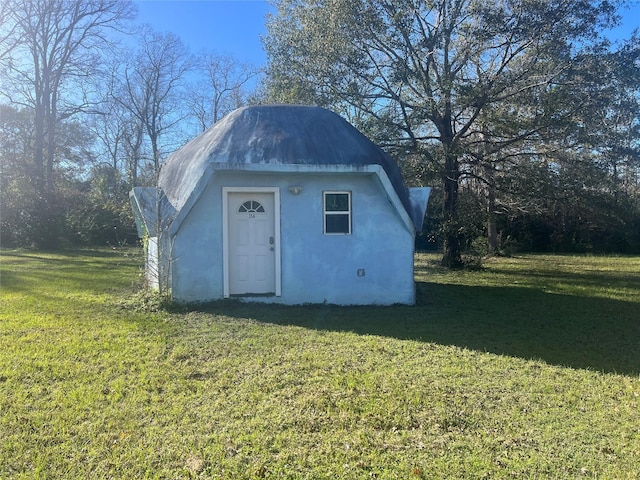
left=0, top=105, right=37, bottom=246
left=265, top=0, right=627, bottom=265
left=65, top=165, right=136, bottom=246
left=492, top=36, right=640, bottom=253
left=0, top=105, right=103, bottom=246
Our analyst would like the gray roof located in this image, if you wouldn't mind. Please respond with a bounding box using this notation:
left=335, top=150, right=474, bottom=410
left=158, top=105, right=412, bottom=215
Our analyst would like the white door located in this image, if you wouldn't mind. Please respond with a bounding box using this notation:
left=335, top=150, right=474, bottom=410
left=227, top=192, right=276, bottom=295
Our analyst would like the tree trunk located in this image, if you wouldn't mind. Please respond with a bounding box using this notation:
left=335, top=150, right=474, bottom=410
left=32, top=73, right=53, bottom=247
left=485, top=163, right=499, bottom=254
left=487, top=193, right=498, bottom=254
left=46, top=92, right=57, bottom=203
left=32, top=102, right=46, bottom=198
left=151, top=132, right=160, bottom=179
left=441, top=145, right=463, bottom=268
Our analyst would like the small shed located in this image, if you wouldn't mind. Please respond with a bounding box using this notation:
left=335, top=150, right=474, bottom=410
left=130, top=105, right=430, bottom=305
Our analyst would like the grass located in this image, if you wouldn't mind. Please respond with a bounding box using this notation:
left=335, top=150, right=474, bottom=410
left=1, top=249, right=639, bottom=479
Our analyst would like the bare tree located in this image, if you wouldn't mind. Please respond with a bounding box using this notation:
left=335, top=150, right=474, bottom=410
left=0, top=0, right=22, bottom=62
left=188, top=53, right=261, bottom=131
left=91, top=60, right=144, bottom=187
left=114, top=28, right=193, bottom=180
left=0, top=0, right=134, bottom=245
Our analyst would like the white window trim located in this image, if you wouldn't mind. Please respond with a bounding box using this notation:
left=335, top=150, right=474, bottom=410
left=323, top=191, right=352, bottom=235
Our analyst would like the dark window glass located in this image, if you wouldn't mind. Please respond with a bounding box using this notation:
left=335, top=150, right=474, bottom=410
left=325, top=214, right=350, bottom=234
left=325, top=193, right=349, bottom=211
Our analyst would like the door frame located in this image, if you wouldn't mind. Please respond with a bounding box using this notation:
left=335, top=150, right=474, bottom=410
left=222, top=186, right=281, bottom=298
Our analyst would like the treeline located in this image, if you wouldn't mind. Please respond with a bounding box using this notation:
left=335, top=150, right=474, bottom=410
left=1, top=0, right=639, bottom=262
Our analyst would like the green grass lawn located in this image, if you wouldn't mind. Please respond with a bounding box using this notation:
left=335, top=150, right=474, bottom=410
left=1, top=249, right=639, bottom=479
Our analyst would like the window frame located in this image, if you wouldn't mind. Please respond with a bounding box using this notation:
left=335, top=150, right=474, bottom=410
left=238, top=200, right=266, bottom=214
left=323, top=191, right=352, bottom=235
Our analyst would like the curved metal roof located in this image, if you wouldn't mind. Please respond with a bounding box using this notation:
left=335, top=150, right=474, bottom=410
left=158, top=105, right=411, bottom=215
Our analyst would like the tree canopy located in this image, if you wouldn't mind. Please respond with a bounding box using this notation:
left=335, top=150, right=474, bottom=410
left=265, top=0, right=640, bottom=262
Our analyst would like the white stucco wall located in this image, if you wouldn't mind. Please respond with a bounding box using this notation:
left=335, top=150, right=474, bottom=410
left=169, top=170, right=416, bottom=305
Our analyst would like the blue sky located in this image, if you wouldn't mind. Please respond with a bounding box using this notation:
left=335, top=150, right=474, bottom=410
left=134, top=0, right=273, bottom=65
left=134, top=0, right=639, bottom=67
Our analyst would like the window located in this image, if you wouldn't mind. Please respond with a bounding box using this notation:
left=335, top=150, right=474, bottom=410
left=238, top=200, right=265, bottom=213
left=323, top=191, right=351, bottom=234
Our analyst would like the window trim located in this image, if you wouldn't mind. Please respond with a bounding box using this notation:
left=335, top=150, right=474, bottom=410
left=323, top=191, right=352, bottom=235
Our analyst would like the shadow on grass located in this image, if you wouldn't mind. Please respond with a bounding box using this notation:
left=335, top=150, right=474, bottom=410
left=4, top=249, right=637, bottom=376
left=413, top=282, right=640, bottom=376
left=194, top=282, right=640, bottom=376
